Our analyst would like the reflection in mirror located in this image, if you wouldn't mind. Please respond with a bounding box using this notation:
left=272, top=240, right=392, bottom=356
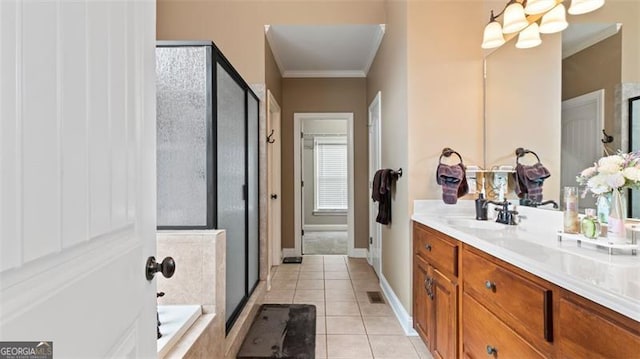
left=561, top=24, right=621, bottom=211
left=484, top=1, right=640, bottom=217
left=630, top=96, right=640, bottom=217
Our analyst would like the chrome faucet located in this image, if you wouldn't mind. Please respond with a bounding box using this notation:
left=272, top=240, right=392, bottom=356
left=484, top=200, right=519, bottom=225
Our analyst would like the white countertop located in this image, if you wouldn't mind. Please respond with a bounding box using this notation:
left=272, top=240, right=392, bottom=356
left=412, top=200, right=640, bottom=322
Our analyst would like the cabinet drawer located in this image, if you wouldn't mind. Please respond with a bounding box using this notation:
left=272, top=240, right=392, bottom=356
left=462, top=292, right=546, bottom=359
left=414, top=223, right=458, bottom=277
left=462, top=247, right=553, bottom=344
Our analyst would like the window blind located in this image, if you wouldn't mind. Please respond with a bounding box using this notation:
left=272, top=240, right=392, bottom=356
left=314, top=136, right=348, bottom=210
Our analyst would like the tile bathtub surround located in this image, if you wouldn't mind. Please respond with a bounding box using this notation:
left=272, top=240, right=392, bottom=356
left=262, top=255, right=432, bottom=359
left=156, top=230, right=226, bottom=315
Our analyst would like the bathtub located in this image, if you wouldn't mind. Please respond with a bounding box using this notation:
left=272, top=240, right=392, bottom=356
left=157, top=305, right=202, bottom=358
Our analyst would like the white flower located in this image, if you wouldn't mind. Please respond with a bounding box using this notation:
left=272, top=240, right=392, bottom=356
left=598, top=163, right=622, bottom=174
left=578, top=151, right=640, bottom=195
left=623, top=166, right=640, bottom=182
left=598, top=155, right=625, bottom=168
left=580, top=166, right=597, bottom=178
left=606, top=172, right=626, bottom=189
left=587, top=174, right=611, bottom=194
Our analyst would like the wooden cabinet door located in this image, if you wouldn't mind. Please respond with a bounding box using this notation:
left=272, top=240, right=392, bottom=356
left=431, top=267, right=458, bottom=359
left=558, top=295, right=640, bottom=359
left=413, top=256, right=432, bottom=348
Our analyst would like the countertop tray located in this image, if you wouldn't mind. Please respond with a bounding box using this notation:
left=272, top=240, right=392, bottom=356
left=556, top=231, right=639, bottom=255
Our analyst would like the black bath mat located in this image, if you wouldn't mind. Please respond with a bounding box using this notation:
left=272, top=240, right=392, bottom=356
left=237, top=304, right=316, bottom=359
left=282, top=256, right=303, bottom=264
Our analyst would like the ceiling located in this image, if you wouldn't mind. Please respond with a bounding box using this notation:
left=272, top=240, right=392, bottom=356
left=562, top=23, right=622, bottom=59
left=265, top=24, right=385, bottom=78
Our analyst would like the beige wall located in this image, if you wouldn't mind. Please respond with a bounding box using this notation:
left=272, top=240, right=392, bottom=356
left=563, top=32, right=622, bottom=150
left=484, top=34, right=562, bottom=203
left=366, top=0, right=410, bottom=313
left=367, top=1, right=411, bottom=312
left=367, top=1, right=484, bottom=314
left=569, top=0, right=640, bottom=83
left=282, top=78, right=368, bottom=249
left=265, top=38, right=282, bottom=105
left=157, top=0, right=385, bottom=84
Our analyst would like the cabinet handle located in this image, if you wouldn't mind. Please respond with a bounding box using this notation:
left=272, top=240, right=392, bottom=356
left=424, top=277, right=434, bottom=300
left=425, top=244, right=432, bottom=251
left=484, top=280, right=496, bottom=291
left=486, top=345, right=497, bottom=355
left=427, top=277, right=435, bottom=300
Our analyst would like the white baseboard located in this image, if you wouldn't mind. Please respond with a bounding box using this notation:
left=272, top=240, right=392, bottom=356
left=379, top=274, right=418, bottom=336
left=303, top=224, right=348, bottom=232
left=281, top=248, right=299, bottom=259
left=350, top=248, right=368, bottom=258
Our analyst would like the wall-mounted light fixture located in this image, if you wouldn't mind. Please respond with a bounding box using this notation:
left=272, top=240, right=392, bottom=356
left=482, top=0, right=605, bottom=49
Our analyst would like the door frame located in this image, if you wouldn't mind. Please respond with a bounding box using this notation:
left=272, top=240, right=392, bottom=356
left=266, top=90, right=281, bottom=284
left=293, top=112, right=354, bottom=257
left=368, top=92, right=382, bottom=276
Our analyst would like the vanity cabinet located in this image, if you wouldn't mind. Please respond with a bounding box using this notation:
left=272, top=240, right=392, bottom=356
left=461, top=245, right=553, bottom=358
left=412, top=221, right=640, bottom=359
left=413, top=222, right=459, bottom=359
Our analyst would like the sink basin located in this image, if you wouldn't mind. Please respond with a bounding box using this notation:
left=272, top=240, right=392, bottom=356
left=446, top=218, right=506, bottom=230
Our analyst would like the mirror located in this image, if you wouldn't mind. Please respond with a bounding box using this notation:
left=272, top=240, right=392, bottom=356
left=484, top=1, right=640, bottom=216
left=630, top=96, right=640, bottom=217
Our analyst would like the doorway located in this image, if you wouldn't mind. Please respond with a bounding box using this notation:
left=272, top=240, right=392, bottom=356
left=293, top=113, right=354, bottom=256
left=561, top=89, right=605, bottom=210
left=368, top=92, right=382, bottom=277
left=267, top=90, right=282, bottom=284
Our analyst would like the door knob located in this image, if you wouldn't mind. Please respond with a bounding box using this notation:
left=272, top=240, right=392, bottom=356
left=146, top=256, right=176, bottom=281
left=270, top=193, right=278, bottom=199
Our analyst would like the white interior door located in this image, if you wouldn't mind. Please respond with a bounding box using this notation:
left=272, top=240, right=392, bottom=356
left=368, top=92, right=382, bottom=276
left=267, top=91, right=282, bottom=274
left=0, top=1, right=157, bottom=357
left=562, top=89, right=604, bottom=210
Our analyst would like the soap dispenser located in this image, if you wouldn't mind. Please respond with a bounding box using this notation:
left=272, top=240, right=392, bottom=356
left=475, top=193, right=488, bottom=220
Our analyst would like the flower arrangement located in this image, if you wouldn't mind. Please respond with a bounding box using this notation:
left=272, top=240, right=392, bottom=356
left=576, top=151, right=640, bottom=196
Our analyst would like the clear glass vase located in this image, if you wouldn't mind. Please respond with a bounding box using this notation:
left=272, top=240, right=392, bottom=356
left=596, top=194, right=610, bottom=224
left=607, top=189, right=628, bottom=244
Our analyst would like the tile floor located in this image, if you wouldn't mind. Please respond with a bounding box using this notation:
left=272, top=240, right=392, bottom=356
left=263, top=255, right=433, bottom=359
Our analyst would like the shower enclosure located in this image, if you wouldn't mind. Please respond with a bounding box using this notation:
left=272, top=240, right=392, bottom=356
left=156, top=41, right=260, bottom=332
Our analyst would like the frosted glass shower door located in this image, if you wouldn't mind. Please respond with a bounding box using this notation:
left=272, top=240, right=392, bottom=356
left=217, top=63, right=247, bottom=324
left=156, top=46, right=213, bottom=228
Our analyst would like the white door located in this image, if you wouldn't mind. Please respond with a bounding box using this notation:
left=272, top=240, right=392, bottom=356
left=562, top=89, right=605, bottom=210
left=267, top=91, right=282, bottom=277
left=368, top=92, right=382, bottom=276
left=0, top=1, right=157, bottom=358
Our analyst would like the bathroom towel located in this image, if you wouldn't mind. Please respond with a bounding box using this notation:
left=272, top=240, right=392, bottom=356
left=436, top=163, right=469, bottom=204
left=514, top=162, right=550, bottom=202
left=372, top=169, right=393, bottom=225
